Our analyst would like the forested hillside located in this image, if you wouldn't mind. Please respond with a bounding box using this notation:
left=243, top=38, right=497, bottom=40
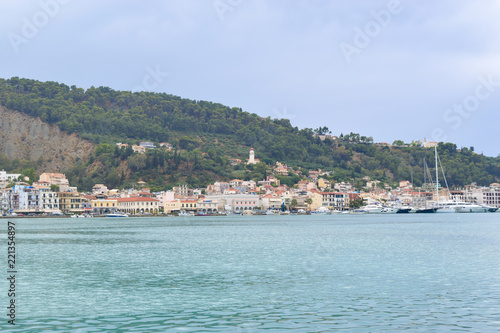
left=1, top=77, right=499, bottom=191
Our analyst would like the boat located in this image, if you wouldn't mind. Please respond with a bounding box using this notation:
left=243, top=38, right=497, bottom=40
left=413, top=149, right=440, bottom=214
left=381, top=207, right=398, bottom=214
left=454, top=204, right=489, bottom=213
left=361, top=204, right=384, bottom=214
left=396, top=207, right=412, bottom=213
left=483, top=205, right=499, bottom=213
left=104, top=213, right=128, bottom=217
left=435, top=202, right=459, bottom=213
left=313, top=207, right=329, bottom=214
left=179, top=211, right=195, bottom=217
left=415, top=207, right=438, bottom=213
left=436, top=201, right=485, bottom=213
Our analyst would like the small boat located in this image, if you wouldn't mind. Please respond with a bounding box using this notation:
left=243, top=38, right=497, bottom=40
left=396, top=207, right=412, bottom=214
left=104, top=213, right=128, bottom=217
left=179, top=211, right=195, bottom=217
left=415, top=207, right=437, bottom=213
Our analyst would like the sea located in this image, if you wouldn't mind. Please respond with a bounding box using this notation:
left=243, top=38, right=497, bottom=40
left=1, top=214, right=499, bottom=332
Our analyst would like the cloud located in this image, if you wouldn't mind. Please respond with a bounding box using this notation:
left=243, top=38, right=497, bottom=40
left=1, top=0, right=499, bottom=155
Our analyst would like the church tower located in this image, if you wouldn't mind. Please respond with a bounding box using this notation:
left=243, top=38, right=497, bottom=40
left=249, top=148, right=255, bottom=164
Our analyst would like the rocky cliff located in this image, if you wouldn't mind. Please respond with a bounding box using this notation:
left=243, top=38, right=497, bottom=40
left=0, top=105, right=95, bottom=172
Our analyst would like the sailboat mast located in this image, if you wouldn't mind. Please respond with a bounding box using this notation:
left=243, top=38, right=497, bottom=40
left=435, top=146, right=439, bottom=205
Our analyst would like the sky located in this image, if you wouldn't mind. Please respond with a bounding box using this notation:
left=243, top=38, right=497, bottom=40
left=1, top=0, right=500, bottom=156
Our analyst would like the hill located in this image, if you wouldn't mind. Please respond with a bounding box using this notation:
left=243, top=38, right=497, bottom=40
left=1, top=77, right=499, bottom=191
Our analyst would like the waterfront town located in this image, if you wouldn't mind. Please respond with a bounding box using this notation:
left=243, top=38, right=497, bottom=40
left=1, top=146, right=499, bottom=216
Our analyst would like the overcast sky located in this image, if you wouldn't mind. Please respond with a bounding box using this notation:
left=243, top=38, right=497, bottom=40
left=2, top=0, right=500, bottom=156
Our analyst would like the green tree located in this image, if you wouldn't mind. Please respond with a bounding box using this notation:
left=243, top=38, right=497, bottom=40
left=21, top=168, right=36, bottom=184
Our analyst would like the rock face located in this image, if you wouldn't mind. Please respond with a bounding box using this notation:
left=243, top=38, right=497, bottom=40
left=0, top=105, right=95, bottom=171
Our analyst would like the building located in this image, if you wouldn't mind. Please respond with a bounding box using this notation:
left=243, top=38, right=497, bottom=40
left=399, top=180, right=412, bottom=189
left=132, top=145, right=146, bottom=154
left=159, top=143, right=173, bottom=150
left=116, top=197, right=159, bottom=214
left=6, top=185, right=40, bottom=213
left=38, top=172, right=70, bottom=191
left=317, top=178, right=331, bottom=189
left=230, top=158, right=242, bottom=166
left=164, top=200, right=182, bottom=213
left=423, top=138, right=438, bottom=148
left=473, top=187, right=500, bottom=208
left=230, top=195, right=259, bottom=212
left=274, top=166, right=289, bottom=176
left=139, top=142, right=156, bottom=149
left=320, top=192, right=349, bottom=210
left=37, top=186, right=59, bottom=213
left=59, top=191, right=86, bottom=213
left=204, top=194, right=260, bottom=212
left=0, top=170, right=21, bottom=188
left=247, top=148, right=260, bottom=164
left=156, top=191, right=175, bottom=211
left=307, top=190, right=323, bottom=211
left=173, top=185, right=190, bottom=197
left=92, top=198, right=118, bottom=214
left=92, top=184, right=109, bottom=194
left=198, top=199, right=219, bottom=213
left=260, top=194, right=283, bottom=210
left=180, top=199, right=198, bottom=213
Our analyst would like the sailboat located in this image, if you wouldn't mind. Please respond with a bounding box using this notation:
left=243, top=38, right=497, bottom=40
left=432, top=146, right=487, bottom=213
left=415, top=151, right=437, bottom=213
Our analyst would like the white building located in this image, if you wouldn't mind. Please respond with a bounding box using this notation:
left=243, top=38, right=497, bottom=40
left=320, top=192, right=349, bottom=210
left=37, top=186, right=60, bottom=213
left=7, top=186, right=40, bottom=213
left=247, top=148, right=260, bottom=164
left=198, top=199, right=219, bottom=213
left=473, top=187, right=500, bottom=208
left=0, top=170, right=21, bottom=189
left=204, top=194, right=260, bottom=212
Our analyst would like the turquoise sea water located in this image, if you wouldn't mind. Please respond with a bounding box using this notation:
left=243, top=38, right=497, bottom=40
left=1, top=214, right=499, bottom=332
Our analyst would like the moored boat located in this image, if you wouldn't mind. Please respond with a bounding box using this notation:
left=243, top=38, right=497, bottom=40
left=415, top=207, right=437, bottom=213
left=105, top=213, right=128, bottom=217
left=454, top=204, right=488, bottom=213
left=381, top=207, right=398, bottom=214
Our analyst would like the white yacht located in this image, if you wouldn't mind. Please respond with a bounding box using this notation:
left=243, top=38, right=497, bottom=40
left=381, top=207, right=398, bottom=214
left=361, top=204, right=384, bottom=214
left=481, top=205, right=499, bottom=213
left=435, top=201, right=467, bottom=213
left=454, top=204, right=489, bottom=213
